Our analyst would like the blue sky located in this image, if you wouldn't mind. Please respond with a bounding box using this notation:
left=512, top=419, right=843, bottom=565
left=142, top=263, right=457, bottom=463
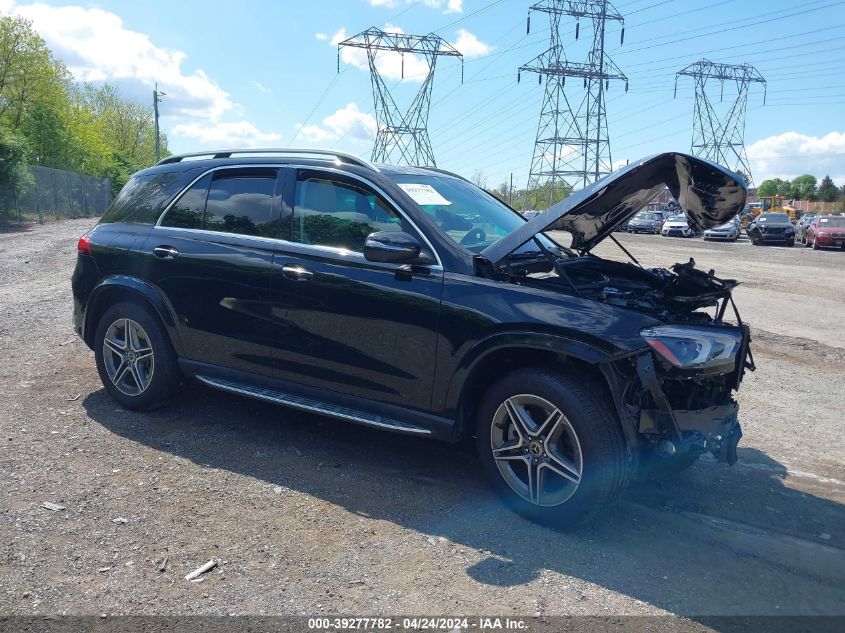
left=3, top=0, right=845, bottom=189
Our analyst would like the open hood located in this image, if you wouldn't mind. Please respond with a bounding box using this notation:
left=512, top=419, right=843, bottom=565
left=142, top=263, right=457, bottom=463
left=481, top=152, right=747, bottom=265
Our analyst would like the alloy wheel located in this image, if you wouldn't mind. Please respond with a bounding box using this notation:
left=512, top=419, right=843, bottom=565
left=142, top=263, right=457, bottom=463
left=102, top=318, right=155, bottom=396
left=490, top=394, right=583, bottom=507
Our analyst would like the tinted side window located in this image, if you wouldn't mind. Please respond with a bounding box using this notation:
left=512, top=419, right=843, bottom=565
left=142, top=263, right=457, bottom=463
left=293, top=172, right=402, bottom=252
left=161, top=174, right=211, bottom=229
left=205, top=168, right=278, bottom=236
left=100, top=168, right=203, bottom=225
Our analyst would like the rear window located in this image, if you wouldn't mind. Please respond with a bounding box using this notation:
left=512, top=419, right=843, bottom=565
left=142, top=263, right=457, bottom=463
left=99, top=168, right=204, bottom=225
left=819, top=217, right=845, bottom=227
left=758, top=213, right=788, bottom=222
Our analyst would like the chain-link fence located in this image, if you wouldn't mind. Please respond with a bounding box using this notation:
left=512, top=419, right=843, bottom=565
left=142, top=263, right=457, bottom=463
left=0, top=165, right=112, bottom=225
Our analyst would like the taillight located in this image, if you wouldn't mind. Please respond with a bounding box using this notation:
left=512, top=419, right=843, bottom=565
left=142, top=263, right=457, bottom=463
left=77, top=235, right=92, bottom=256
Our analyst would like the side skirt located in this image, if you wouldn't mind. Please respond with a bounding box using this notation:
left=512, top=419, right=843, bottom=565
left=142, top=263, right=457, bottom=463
left=178, top=359, right=457, bottom=441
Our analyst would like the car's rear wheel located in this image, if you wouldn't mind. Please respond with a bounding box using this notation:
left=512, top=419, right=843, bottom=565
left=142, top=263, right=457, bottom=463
left=94, top=301, right=182, bottom=410
left=476, top=368, right=629, bottom=527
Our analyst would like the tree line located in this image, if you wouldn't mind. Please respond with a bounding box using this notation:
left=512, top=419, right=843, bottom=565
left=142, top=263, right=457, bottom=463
left=0, top=15, right=166, bottom=210
left=756, top=174, right=844, bottom=205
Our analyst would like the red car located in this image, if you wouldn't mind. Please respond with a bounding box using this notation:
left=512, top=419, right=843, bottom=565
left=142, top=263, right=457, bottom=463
left=805, top=215, right=845, bottom=250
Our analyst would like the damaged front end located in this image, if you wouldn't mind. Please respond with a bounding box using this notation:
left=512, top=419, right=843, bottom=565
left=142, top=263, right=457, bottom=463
left=476, top=152, right=755, bottom=471
left=599, top=260, right=756, bottom=470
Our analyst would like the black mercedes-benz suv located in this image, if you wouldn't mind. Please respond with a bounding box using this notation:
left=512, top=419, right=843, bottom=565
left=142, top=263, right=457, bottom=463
left=72, top=149, right=754, bottom=525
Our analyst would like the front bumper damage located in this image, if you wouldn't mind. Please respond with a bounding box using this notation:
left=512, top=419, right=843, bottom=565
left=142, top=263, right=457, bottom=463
left=634, top=350, right=745, bottom=465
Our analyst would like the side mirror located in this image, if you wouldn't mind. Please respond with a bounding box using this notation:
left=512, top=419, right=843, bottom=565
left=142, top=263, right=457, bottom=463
left=364, top=231, right=429, bottom=264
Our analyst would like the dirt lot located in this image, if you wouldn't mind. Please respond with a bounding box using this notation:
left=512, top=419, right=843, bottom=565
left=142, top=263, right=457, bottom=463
left=0, top=219, right=843, bottom=617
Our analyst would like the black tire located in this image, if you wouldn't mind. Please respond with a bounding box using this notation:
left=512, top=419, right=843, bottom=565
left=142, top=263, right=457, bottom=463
left=804, top=237, right=811, bottom=248
left=812, top=238, right=820, bottom=250
left=786, top=240, right=794, bottom=247
left=94, top=301, right=182, bottom=410
left=476, top=367, right=629, bottom=527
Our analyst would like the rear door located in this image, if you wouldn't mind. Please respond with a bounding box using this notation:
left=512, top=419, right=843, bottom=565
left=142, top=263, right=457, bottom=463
left=141, top=166, right=285, bottom=377
left=268, top=167, right=444, bottom=410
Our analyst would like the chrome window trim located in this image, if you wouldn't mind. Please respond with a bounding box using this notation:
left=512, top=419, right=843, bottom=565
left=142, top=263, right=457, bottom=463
left=155, top=162, right=443, bottom=269
left=149, top=225, right=443, bottom=273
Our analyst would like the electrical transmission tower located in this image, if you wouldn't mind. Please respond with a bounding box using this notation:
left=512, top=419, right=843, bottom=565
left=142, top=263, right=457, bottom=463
left=338, top=27, right=463, bottom=167
left=675, top=59, right=766, bottom=185
left=520, top=1, right=627, bottom=205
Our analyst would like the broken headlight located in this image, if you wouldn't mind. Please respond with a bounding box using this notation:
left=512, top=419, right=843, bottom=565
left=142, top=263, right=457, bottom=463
left=640, top=326, right=741, bottom=371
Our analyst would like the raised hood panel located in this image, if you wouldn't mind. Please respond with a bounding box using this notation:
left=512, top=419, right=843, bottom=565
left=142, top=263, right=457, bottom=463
left=481, top=152, right=747, bottom=265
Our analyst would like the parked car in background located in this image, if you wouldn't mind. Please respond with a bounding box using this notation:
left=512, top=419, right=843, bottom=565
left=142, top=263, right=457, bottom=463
left=804, top=215, right=845, bottom=250
left=627, top=211, right=663, bottom=234
left=747, top=212, right=795, bottom=247
left=703, top=217, right=740, bottom=242
left=795, top=214, right=817, bottom=244
left=71, top=149, right=752, bottom=527
left=661, top=215, right=693, bottom=237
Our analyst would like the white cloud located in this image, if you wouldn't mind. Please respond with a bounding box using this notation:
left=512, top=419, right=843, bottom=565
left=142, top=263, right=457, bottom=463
left=3, top=1, right=280, bottom=149
left=451, top=29, right=491, bottom=58
left=366, top=0, right=462, bottom=12
left=251, top=80, right=271, bottom=94
left=747, top=131, right=845, bottom=183
left=297, top=102, right=377, bottom=144
left=171, top=121, right=282, bottom=148
left=314, top=32, right=328, bottom=41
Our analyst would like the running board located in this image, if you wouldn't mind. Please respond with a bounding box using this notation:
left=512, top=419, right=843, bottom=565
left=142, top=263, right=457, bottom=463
left=195, top=375, right=431, bottom=436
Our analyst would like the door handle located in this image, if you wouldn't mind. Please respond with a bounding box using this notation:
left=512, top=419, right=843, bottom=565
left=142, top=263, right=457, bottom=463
left=281, top=264, right=313, bottom=281
left=153, top=245, right=179, bottom=259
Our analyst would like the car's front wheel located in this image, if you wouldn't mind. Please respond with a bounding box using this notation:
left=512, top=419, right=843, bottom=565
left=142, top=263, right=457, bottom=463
left=94, top=301, right=182, bottom=410
left=476, top=368, right=629, bottom=527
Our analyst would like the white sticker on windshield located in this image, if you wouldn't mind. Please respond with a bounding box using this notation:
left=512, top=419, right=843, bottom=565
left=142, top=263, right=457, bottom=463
left=397, top=183, right=452, bottom=206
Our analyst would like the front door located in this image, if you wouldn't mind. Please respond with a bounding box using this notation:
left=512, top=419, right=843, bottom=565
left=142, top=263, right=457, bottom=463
left=141, top=166, right=285, bottom=377
left=269, top=168, right=443, bottom=410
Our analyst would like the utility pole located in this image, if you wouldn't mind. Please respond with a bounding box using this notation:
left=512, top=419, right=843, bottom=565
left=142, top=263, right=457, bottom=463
left=675, top=59, right=766, bottom=185
left=509, top=173, right=514, bottom=207
left=338, top=27, right=463, bottom=166
left=153, top=83, right=166, bottom=162
left=520, top=1, right=627, bottom=206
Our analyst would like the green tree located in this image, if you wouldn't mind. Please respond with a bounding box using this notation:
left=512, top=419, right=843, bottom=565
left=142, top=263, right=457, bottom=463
left=817, top=175, right=838, bottom=203
left=80, top=83, right=164, bottom=168
left=791, top=174, right=817, bottom=200
left=493, top=180, right=510, bottom=203
left=0, top=15, right=70, bottom=132
left=757, top=177, right=794, bottom=198
left=756, top=179, right=779, bottom=196
left=0, top=126, right=28, bottom=221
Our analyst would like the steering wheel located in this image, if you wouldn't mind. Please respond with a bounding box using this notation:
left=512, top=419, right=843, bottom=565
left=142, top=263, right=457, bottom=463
left=460, top=227, right=487, bottom=246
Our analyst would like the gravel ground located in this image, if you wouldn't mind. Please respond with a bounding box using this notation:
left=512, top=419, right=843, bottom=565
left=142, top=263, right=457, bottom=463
left=0, top=219, right=843, bottom=617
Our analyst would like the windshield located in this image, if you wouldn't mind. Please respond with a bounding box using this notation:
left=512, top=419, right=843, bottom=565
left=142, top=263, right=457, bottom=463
left=387, top=173, right=561, bottom=255
left=667, top=215, right=686, bottom=222
left=635, top=212, right=660, bottom=221
left=759, top=213, right=789, bottom=222
left=819, top=216, right=845, bottom=227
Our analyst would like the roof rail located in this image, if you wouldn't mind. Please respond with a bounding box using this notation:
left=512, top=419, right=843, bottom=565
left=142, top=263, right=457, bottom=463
left=414, top=166, right=469, bottom=182
left=155, top=148, right=379, bottom=172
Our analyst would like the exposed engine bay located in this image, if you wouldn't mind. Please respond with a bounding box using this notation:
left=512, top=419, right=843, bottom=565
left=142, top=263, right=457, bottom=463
left=524, top=255, right=740, bottom=324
